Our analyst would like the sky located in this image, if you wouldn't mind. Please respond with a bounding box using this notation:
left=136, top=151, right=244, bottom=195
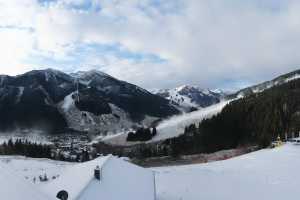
left=0, top=0, right=300, bottom=90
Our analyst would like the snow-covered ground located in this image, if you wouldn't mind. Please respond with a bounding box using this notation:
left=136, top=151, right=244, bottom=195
left=1, top=143, right=300, bottom=200
left=0, top=156, right=72, bottom=187
left=153, top=143, right=300, bottom=200
left=153, top=100, right=230, bottom=141
left=0, top=155, right=154, bottom=200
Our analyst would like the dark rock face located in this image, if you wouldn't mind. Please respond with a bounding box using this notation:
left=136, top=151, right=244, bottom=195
left=0, top=69, right=179, bottom=133
left=74, top=87, right=112, bottom=116
left=0, top=85, right=67, bottom=132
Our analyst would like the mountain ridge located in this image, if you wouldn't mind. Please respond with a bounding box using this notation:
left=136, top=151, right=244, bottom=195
left=231, top=69, right=300, bottom=98
left=0, top=69, right=179, bottom=134
left=153, top=85, right=225, bottom=112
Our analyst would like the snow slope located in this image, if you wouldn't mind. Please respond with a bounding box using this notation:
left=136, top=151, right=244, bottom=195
left=153, top=100, right=230, bottom=141
left=42, top=156, right=155, bottom=200
left=154, top=143, right=300, bottom=200
left=42, top=156, right=111, bottom=200
left=0, top=156, right=72, bottom=187
left=0, top=155, right=155, bottom=200
left=77, top=156, right=155, bottom=200
left=102, top=101, right=230, bottom=146
left=0, top=159, right=54, bottom=200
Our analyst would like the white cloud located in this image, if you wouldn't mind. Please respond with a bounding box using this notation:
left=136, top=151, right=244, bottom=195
left=0, top=0, right=300, bottom=89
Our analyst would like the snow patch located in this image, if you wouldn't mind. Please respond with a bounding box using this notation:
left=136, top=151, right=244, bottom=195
left=15, top=86, right=24, bottom=103
left=62, top=93, right=75, bottom=112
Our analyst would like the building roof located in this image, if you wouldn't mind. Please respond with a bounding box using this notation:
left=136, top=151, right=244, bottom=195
left=0, top=155, right=155, bottom=200
left=41, top=155, right=111, bottom=200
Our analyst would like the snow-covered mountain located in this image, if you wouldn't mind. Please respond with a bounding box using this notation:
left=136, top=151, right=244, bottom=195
left=153, top=85, right=225, bottom=112
left=0, top=69, right=179, bottom=134
left=233, top=69, right=300, bottom=98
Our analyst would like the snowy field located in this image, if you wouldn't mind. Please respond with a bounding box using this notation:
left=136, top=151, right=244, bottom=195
left=1, top=143, right=300, bottom=199
left=153, top=143, right=300, bottom=200
left=0, top=156, right=72, bottom=187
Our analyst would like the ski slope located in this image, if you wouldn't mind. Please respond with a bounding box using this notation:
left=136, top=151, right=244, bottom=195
left=153, top=101, right=230, bottom=141
left=153, top=143, right=300, bottom=200
left=102, top=101, right=231, bottom=146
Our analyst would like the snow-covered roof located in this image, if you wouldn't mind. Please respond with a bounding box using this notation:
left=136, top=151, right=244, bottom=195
left=42, top=155, right=111, bottom=200
left=42, top=155, right=155, bottom=200
left=0, top=165, right=51, bottom=200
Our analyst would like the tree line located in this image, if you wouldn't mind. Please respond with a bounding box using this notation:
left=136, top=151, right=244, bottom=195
left=127, top=127, right=157, bottom=141
left=0, top=139, right=52, bottom=158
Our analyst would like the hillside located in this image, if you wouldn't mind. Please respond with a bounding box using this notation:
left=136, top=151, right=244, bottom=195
left=167, top=74, right=300, bottom=155
left=154, top=143, right=300, bottom=200
left=0, top=69, right=179, bottom=134
left=198, top=77, right=300, bottom=151
left=154, top=100, right=230, bottom=142
left=101, top=101, right=230, bottom=146
left=232, top=69, right=300, bottom=98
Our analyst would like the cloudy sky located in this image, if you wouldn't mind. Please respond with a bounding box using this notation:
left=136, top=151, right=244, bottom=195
left=0, top=0, right=300, bottom=90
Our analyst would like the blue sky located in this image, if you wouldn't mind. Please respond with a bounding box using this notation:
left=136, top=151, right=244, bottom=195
left=0, top=0, right=300, bottom=90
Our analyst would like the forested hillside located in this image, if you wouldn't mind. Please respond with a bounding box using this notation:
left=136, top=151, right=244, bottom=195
left=166, top=78, right=300, bottom=155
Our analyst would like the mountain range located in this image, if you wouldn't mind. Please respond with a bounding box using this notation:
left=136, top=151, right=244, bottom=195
left=152, top=85, right=225, bottom=112
left=1, top=68, right=299, bottom=138
left=164, top=69, right=300, bottom=155
left=0, top=69, right=179, bottom=134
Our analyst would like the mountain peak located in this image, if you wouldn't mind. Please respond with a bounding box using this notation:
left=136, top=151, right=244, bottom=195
left=71, top=69, right=112, bottom=79
left=154, top=84, right=223, bottom=112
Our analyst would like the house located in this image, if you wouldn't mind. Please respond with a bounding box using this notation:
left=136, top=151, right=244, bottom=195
left=42, top=155, right=156, bottom=200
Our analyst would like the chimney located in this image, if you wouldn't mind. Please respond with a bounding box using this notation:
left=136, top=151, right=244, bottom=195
left=94, top=166, right=101, bottom=180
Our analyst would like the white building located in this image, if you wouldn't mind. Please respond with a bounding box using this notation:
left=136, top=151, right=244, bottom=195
left=42, top=156, right=156, bottom=200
